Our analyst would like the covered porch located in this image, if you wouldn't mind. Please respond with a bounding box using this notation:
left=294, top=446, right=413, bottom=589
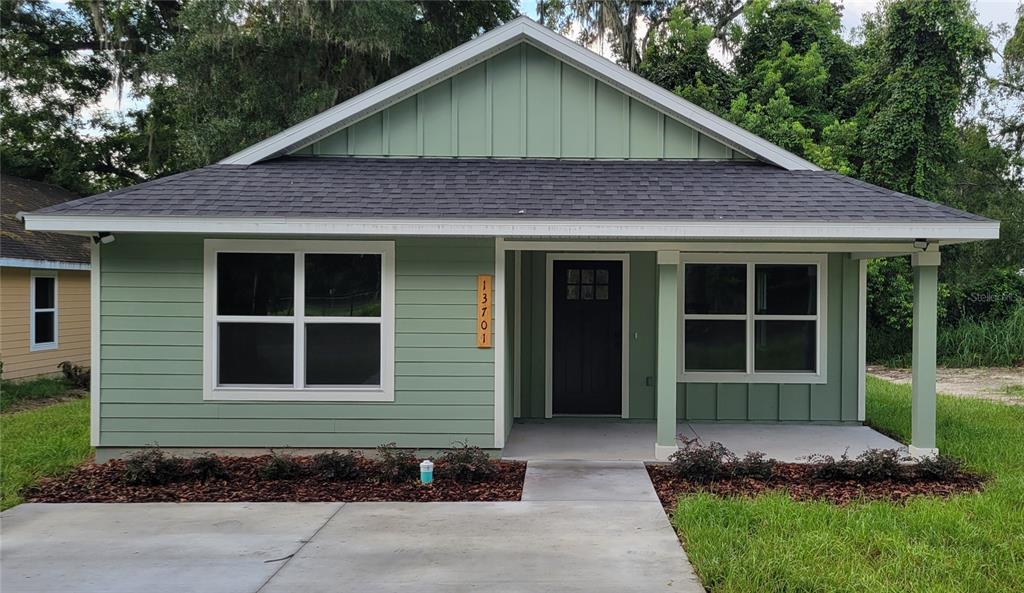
left=495, top=240, right=942, bottom=460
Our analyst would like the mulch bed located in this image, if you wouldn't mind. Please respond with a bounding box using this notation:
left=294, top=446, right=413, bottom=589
left=647, top=463, right=985, bottom=509
left=25, top=456, right=526, bottom=503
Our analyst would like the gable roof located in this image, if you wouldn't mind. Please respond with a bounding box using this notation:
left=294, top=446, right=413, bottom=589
left=1, top=175, right=90, bottom=266
left=24, top=158, right=998, bottom=242
left=220, top=17, right=819, bottom=170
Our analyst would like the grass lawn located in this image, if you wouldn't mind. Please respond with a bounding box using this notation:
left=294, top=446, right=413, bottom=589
left=0, top=398, right=91, bottom=510
left=672, top=376, right=1024, bottom=593
left=0, top=376, right=76, bottom=412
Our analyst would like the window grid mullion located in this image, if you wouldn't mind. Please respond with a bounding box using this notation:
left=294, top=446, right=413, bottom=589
left=294, top=251, right=305, bottom=389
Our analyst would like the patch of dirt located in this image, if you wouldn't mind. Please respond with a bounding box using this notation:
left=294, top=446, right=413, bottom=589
left=0, top=391, right=87, bottom=414
left=646, top=464, right=984, bottom=508
left=868, top=366, right=1024, bottom=405
left=25, top=456, right=526, bottom=503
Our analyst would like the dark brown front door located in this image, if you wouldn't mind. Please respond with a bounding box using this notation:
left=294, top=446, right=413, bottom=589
left=552, top=260, right=622, bottom=415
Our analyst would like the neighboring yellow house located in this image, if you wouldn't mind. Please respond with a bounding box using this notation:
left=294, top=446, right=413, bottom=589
left=1, top=176, right=91, bottom=380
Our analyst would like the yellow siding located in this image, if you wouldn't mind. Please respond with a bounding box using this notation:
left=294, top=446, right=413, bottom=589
left=0, top=267, right=91, bottom=379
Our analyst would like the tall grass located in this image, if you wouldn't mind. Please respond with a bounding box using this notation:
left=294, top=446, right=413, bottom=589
left=936, top=304, right=1024, bottom=367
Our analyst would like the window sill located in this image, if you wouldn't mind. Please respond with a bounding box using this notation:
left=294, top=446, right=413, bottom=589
left=678, top=372, right=827, bottom=385
left=29, top=342, right=58, bottom=352
left=203, top=387, right=394, bottom=402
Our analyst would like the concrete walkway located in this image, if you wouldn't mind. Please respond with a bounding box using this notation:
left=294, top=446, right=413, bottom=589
left=1, top=463, right=703, bottom=593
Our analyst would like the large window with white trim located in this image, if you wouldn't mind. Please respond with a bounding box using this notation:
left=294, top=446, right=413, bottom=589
left=203, top=240, right=395, bottom=401
left=679, top=254, right=827, bottom=383
left=30, top=270, right=58, bottom=351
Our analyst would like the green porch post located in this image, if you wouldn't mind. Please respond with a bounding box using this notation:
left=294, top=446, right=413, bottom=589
left=910, top=248, right=940, bottom=458
left=655, top=251, right=679, bottom=460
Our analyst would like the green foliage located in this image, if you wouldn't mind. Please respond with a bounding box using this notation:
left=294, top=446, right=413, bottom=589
left=123, top=448, right=188, bottom=486
left=258, top=451, right=304, bottom=480
left=667, top=440, right=736, bottom=483
left=935, top=304, right=1024, bottom=367
left=438, top=440, right=497, bottom=483
left=189, top=453, right=230, bottom=482
left=374, top=442, right=419, bottom=483
left=58, top=361, right=90, bottom=390
left=0, top=376, right=74, bottom=412
left=732, top=451, right=777, bottom=480
left=310, top=451, right=360, bottom=481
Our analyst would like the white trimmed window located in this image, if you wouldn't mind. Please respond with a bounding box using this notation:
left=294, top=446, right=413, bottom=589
left=203, top=240, right=395, bottom=401
left=679, top=254, right=827, bottom=384
left=30, top=270, right=58, bottom=351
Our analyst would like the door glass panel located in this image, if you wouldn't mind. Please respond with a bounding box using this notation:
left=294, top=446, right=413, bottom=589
left=306, top=323, right=381, bottom=386
left=305, top=254, right=381, bottom=317
left=595, top=285, right=609, bottom=300
left=581, top=284, right=594, bottom=300
left=567, top=269, right=579, bottom=283
left=581, top=269, right=594, bottom=284
left=218, top=322, right=293, bottom=384
left=596, top=269, right=609, bottom=284
left=685, top=264, right=746, bottom=314
left=684, top=320, right=745, bottom=371
left=754, top=320, right=816, bottom=371
left=566, top=285, right=579, bottom=300
left=755, top=264, right=817, bottom=315
left=217, top=253, right=294, bottom=316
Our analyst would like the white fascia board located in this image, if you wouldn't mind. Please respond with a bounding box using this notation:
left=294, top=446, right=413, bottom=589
left=218, top=17, right=818, bottom=171
left=21, top=214, right=1000, bottom=242
left=0, top=257, right=91, bottom=271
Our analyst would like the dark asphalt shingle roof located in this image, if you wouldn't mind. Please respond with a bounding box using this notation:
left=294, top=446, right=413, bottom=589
left=31, top=157, right=989, bottom=223
left=2, top=176, right=90, bottom=264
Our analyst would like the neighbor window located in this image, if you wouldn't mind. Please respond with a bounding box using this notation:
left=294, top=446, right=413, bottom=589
left=680, top=255, right=826, bottom=383
left=203, top=240, right=394, bottom=401
left=30, top=271, right=58, bottom=351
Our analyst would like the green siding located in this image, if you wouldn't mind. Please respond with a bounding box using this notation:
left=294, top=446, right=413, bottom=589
left=517, top=251, right=861, bottom=423
left=97, top=235, right=496, bottom=450
left=304, top=45, right=744, bottom=160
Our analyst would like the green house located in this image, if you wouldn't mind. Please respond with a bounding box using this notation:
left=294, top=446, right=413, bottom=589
left=24, top=17, right=998, bottom=461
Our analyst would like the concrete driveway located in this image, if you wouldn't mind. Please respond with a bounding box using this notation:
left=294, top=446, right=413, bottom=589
left=0, top=462, right=702, bottom=593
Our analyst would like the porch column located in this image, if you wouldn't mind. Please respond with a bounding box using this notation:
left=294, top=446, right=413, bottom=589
left=655, top=251, right=679, bottom=460
left=910, top=248, right=940, bottom=459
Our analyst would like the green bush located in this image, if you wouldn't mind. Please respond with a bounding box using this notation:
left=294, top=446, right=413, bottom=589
left=310, top=451, right=360, bottom=481
left=914, top=454, right=965, bottom=481
left=733, top=451, right=777, bottom=480
left=123, top=448, right=188, bottom=486
left=439, top=440, right=496, bottom=483
left=936, top=304, right=1024, bottom=367
left=189, top=453, right=230, bottom=481
left=374, top=442, right=419, bottom=483
left=258, top=451, right=304, bottom=480
left=667, top=440, right=736, bottom=483
left=57, top=361, right=90, bottom=390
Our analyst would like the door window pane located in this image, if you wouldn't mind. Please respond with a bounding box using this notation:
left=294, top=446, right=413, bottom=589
left=684, top=320, right=746, bottom=371
left=217, top=253, right=294, bottom=316
left=34, top=277, right=55, bottom=309
left=34, top=311, right=55, bottom=344
left=218, top=323, right=293, bottom=384
left=566, top=285, right=579, bottom=300
left=754, top=320, right=816, bottom=371
left=755, top=264, right=817, bottom=315
left=685, top=264, right=746, bottom=314
left=306, top=324, right=381, bottom=386
left=305, top=254, right=381, bottom=316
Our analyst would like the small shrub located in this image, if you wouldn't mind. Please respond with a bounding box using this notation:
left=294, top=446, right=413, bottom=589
left=807, top=451, right=858, bottom=481
left=123, top=448, right=187, bottom=486
left=914, top=454, right=964, bottom=481
left=375, top=442, right=419, bottom=483
left=310, top=451, right=360, bottom=481
left=667, top=440, right=736, bottom=483
left=733, top=451, right=777, bottom=480
left=852, top=448, right=909, bottom=481
left=439, top=440, right=497, bottom=483
left=258, top=451, right=304, bottom=480
left=189, top=453, right=230, bottom=481
left=58, top=361, right=90, bottom=390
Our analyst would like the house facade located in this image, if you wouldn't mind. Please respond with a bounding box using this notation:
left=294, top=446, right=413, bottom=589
left=1, top=176, right=91, bottom=380
left=23, top=18, right=997, bottom=460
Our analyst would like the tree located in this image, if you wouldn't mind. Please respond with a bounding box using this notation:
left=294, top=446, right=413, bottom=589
left=540, top=0, right=675, bottom=71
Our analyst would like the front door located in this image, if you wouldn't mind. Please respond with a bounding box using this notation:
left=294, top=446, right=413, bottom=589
left=552, top=260, right=623, bottom=415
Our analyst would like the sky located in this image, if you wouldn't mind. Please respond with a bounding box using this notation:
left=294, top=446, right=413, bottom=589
left=88, top=0, right=1020, bottom=123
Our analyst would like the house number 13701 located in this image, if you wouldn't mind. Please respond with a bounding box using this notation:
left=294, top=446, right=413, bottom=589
left=477, top=274, right=492, bottom=348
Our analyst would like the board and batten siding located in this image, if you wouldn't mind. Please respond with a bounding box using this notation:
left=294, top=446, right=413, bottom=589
left=97, top=235, right=496, bottom=450
left=0, top=267, right=90, bottom=379
left=296, top=44, right=747, bottom=161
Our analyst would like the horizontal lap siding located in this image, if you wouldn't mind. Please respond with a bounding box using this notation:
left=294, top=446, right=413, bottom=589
left=98, top=235, right=495, bottom=449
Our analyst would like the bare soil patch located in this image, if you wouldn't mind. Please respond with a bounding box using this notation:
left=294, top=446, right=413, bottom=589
left=25, top=456, right=526, bottom=503
left=868, top=366, right=1024, bottom=405
left=647, top=463, right=983, bottom=508
left=1, top=391, right=86, bottom=415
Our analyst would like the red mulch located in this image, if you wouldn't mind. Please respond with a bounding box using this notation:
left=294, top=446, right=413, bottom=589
left=646, top=463, right=984, bottom=509
left=25, top=456, right=526, bottom=503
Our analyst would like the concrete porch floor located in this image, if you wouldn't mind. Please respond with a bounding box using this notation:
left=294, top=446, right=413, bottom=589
left=502, top=421, right=906, bottom=462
